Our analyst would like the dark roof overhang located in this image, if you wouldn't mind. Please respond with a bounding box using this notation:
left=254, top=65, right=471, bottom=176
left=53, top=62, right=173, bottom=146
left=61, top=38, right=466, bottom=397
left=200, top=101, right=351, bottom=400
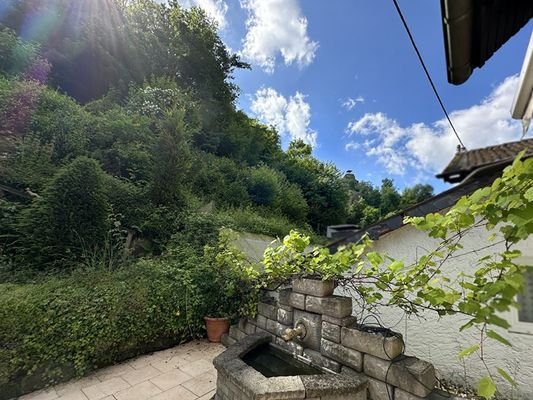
left=441, top=0, right=533, bottom=85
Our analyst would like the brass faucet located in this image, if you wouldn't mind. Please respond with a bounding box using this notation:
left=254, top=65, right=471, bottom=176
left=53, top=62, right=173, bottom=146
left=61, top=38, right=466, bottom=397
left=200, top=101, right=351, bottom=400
left=281, top=323, right=306, bottom=342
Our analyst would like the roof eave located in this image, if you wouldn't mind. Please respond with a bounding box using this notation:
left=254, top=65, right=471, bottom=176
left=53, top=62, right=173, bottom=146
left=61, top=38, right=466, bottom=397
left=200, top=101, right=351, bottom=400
left=441, top=0, right=474, bottom=85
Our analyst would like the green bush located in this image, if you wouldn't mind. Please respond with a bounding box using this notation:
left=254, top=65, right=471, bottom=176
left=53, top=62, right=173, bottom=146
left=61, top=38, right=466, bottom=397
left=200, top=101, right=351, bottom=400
left=247, top=165, right=281, bottom=207
left=17, top=157, right=110, bottom=269
left=0, top=257, right=206, bottom=397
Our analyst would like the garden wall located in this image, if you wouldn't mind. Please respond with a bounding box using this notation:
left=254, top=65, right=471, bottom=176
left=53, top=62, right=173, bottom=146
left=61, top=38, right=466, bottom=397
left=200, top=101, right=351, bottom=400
left=223, top=278, right=437, bottom=400
left=367, top=223, right=533, bottom=399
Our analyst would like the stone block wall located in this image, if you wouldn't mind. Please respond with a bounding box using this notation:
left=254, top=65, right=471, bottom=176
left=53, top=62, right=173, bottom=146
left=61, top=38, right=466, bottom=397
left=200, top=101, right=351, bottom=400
left=222, top=278, right=437, bottom=400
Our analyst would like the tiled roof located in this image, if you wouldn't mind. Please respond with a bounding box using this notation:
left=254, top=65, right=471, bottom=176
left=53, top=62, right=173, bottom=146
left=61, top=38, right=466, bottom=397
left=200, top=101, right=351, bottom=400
left=436, top=138, right=533, bottom=183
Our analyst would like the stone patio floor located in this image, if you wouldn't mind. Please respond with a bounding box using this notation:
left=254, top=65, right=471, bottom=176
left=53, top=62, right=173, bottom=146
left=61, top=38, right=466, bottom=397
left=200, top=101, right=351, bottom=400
left=18, top=340, right=225, bottom=400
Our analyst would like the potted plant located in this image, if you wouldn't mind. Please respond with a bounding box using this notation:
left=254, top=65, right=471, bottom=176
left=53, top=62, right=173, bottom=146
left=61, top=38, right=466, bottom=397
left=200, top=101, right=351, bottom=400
left=202, top=229, right=259, bottom=342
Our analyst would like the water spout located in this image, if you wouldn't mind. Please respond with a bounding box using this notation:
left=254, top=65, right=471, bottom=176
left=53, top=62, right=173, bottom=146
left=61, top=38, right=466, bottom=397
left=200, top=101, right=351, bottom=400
left=281, top=324, right=306, bottom=342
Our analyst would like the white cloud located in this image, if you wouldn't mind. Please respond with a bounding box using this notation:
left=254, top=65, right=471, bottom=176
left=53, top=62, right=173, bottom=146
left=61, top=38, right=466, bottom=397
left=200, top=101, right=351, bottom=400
left=345, top=75, right=523, bottom=176
left=180, top=0, right=228, bottom=29
left=341, top=96, right=365, bottom=110
left=239, top=0, right=318, bottom=73
left=250, top=87, right=317, bottom=146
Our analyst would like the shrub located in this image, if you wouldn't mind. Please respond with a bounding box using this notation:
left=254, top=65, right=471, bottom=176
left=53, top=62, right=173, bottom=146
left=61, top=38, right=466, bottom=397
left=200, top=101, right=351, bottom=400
left=247, top=165, right=281, bottom=207
left=17, top=157, right=110, bottom=269
left=0, top=257, right=206, bottom=398
left=29, top=87, right=91, bottom=162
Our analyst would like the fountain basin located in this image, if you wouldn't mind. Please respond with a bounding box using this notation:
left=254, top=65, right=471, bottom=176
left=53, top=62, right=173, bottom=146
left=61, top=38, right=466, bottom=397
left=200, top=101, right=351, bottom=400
left=213, top=332, right=367, bottom=400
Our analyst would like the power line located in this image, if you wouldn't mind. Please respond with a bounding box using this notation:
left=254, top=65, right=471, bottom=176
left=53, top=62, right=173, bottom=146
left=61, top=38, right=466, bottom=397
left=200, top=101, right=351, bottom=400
left=391, top=0, right=467, bottom=150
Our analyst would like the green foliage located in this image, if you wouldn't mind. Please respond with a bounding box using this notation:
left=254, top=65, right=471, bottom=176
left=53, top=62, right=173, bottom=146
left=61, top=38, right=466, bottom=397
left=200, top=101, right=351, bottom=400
left=400, top=183, right=434, bottom=208
left=191, top=152, right=250, bottom=207
left=216, top=111, right=280, bottom=165
left=87, top=107, right=153, bottom=181
left=0, top=136, right=56, bottom=191
left=280, top=145, right=349, bottom=231
left=150, top=108, right=192, bottom=206
left=254, top=154, right=533, bottom=398
left=202, top=229, right=260, bottom=318
left=247, top=165, right=281, bottom=207
left=17, top=157, right=110, bottom=269
left=0, top=259, right=206, bottom=391
left=29, top=87, right=91, bottom=162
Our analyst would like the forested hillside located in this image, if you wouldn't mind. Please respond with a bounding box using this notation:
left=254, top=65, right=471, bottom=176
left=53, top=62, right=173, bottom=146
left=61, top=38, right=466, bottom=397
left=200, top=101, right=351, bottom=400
left=0, top=0, right=433, bottom=273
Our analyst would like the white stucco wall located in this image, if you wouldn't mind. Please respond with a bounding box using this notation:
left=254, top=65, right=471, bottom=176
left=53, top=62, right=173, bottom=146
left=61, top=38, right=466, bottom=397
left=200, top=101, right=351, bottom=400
left=341, top=223, right=533, bottom=399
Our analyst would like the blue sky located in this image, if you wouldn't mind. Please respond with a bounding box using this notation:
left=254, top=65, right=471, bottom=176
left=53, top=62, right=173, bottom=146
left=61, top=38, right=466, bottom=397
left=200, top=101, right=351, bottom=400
left=182, top=0, right=532, bottom=193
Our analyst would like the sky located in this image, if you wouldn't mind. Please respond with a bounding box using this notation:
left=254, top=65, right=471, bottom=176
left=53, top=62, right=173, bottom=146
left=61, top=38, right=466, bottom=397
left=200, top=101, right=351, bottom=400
left=180, top=0, right=533, bottom=193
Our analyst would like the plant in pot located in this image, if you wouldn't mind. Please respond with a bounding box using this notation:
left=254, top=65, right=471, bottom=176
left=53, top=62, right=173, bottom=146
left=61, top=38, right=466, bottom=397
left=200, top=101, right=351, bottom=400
left=262, top=230, right=368, bottom=288
left=202, top=228, right=259, bottom=342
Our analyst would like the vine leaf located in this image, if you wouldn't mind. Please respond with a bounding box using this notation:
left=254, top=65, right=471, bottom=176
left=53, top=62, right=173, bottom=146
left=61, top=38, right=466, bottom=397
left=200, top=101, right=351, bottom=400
left=496, top=368, right=517, bottom=387
left=477, top=376, right=497, bottom=399
left=458, top=344, right=479, bottom=359
left=524, top=187, right=533, bottom=201
left=486, top=330, right=512, bottom=347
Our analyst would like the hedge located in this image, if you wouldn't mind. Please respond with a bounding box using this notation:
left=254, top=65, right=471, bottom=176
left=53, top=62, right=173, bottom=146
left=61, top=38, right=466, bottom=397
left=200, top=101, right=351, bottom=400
left=0, top=258, right=206, bottom=399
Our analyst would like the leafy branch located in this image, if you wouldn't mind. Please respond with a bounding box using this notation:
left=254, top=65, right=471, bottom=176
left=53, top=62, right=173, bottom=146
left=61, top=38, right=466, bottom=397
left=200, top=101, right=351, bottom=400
left=259, top=153, right=533, bottom=399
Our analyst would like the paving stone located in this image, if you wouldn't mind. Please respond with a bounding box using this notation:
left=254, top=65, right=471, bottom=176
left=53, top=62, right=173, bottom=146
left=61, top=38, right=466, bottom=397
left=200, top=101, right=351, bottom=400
left=320, top=339, right=363, bottom=372
left=341, top=327, right=404, bottom=360
left=150, top=356, right=188, bottom=373
left=197, top=390, right=216, bottom=400
left=121, top=365, right=161, bottom=386
left=19, top=388, right=58, bottom=400
left=322, top=321, right=341, bottom=342
left=128, top=354, right=161, bottom=370
left=21, top=340, right=225, bottom=400
left=181, top=372, right=217, bottom=396
left=293, top=278, right=335, bottom=297
left=82, top=377, right=130, bottom=400
left=179, top=359, right=215, bottom=377
left=306, top=295, right=352, bottom=318
left=55, top=376, right=101, bottom=396
left=94, top=363, right=135, bottom=381
left=114, top=381, right=162, bottom=400
left=151, top=385, right=197, bottom=400
left=150, top=369, right=193, bottom=391
left=363, top=355, right=436, bottom=397
left=56, top=389, right=88, bottom=400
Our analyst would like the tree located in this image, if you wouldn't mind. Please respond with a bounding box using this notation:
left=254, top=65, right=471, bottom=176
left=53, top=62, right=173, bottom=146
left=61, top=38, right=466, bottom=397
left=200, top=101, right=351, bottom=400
left=150, top=108, right=191, bottom=206
left=379, top=178, right=401, bottom=216
left=17, top=157, right=110, bottom=268
left=400, top=183, right=434, bottom=208
left=247, top=166, right=281, bottom=207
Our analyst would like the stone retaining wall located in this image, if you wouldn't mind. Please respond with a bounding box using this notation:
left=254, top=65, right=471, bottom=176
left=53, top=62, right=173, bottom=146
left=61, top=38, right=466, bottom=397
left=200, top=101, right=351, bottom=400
left=222, top=278, right=437, bottom=400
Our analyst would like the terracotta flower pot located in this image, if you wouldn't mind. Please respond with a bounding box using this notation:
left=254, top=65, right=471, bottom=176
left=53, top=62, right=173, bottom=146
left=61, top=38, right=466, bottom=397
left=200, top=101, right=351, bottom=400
left=204, top=316, right=230, bottom=343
